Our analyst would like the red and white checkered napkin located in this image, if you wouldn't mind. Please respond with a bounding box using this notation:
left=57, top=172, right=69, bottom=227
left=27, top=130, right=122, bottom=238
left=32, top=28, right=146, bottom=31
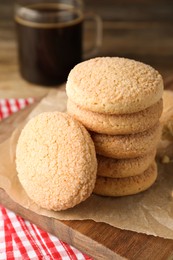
left=0, top=98, right=92, bottom=260
left=0, top=206, right=91, bottom=260
left=0, top=98, right=34, bottom=120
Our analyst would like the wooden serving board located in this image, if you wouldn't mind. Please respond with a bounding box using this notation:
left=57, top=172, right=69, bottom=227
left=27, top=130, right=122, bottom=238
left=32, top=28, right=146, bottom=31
left=1, top=104, right=173, bottom=260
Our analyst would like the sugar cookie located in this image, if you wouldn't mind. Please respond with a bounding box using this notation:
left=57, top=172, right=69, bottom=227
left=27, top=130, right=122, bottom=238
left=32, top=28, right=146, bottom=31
left=67, top=99, right=163, bottom=135
left=92, top=123, right=161, bottom=159
left=97, top=150, right=156, bottom=178
left=66, top=57, right=163, bottom=114
left=16, top=112, right=97, bottom=211
left=94, top=162, right=157, bottom=196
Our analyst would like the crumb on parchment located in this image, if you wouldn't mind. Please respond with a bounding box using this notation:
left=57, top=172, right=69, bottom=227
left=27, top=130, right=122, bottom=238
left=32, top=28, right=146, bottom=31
left=161, top=155, right=173, bottom=164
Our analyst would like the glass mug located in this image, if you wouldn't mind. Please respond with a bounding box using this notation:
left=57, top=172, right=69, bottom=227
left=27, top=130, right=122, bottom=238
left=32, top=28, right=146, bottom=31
left=14, top=0, right=102, bottom=86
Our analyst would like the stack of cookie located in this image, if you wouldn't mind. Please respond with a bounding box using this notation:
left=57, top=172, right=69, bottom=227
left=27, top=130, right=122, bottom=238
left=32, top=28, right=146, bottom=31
left=66, top=57, right=163, bottom=197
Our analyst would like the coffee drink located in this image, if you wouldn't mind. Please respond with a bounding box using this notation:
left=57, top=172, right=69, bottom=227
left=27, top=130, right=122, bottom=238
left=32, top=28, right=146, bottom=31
left=15, top=3, right=84, bottom=85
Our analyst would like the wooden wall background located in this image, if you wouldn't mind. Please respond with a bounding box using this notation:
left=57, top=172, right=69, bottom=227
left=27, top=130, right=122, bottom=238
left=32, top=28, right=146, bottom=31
left=84, top=0, right=173, bottom=75
left=0, top=0, right=173, bottom=90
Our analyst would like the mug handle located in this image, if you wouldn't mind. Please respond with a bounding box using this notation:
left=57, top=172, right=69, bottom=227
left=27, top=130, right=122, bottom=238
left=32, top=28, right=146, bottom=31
left=83, top=12, right=103, bottom=60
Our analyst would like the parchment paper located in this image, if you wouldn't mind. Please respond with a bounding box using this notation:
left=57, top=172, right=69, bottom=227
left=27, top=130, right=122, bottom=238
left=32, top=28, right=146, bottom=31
left=0, top=90, right=173, bottom=239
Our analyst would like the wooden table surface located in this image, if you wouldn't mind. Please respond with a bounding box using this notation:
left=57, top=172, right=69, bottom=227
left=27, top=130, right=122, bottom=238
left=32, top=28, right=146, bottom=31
left=1, top=1, right=173, bottom=259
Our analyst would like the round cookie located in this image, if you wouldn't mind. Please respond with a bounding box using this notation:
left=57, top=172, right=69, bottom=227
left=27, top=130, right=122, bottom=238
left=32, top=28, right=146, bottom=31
left=97, top=150, right=156, bottom=178
left=67, top=98, right=163, bottom=135
left=16, top=112, right=97, bottom=211
left=66, top=57, right=163, bottom=114
left=91, top=123, right=161, bottom=159
left=93, top=162, right=157, bottom=196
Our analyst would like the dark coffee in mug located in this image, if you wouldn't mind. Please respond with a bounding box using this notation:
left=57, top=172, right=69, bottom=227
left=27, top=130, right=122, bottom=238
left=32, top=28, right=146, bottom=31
left=15, top=3, right=84, bottom=85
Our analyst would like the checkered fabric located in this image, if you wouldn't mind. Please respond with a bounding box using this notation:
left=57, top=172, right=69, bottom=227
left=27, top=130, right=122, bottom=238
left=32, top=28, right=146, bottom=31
left=0, top=98, right=34, bottom=120
left=0, top=98, right=92, bottom=260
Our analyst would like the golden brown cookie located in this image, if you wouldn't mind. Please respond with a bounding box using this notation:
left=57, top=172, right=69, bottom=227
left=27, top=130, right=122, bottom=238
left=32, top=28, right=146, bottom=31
left=67, top=98, right=163, bottom=135
left=16, top=112, right=97, bottom=211
left=97, top=150, right=156, bottom=178
left=93, top=162, right=157, bottom=196
left=66, top=57, right=163, bottom=114
left=92, top=123, right=161, bottom=159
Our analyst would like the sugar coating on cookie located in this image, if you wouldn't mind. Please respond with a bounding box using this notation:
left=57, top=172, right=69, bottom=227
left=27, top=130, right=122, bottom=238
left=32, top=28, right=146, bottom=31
left=66, top=57, right=163, bottom=114
left=94, top=162, right=157, bottom=196
left=67, top=98, right=163, bottom=135
left=97, top=149, right=156, bottom=178
left=16, top=112, right=97, bottom=211
left=92, top=123, right=161, bottom=159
